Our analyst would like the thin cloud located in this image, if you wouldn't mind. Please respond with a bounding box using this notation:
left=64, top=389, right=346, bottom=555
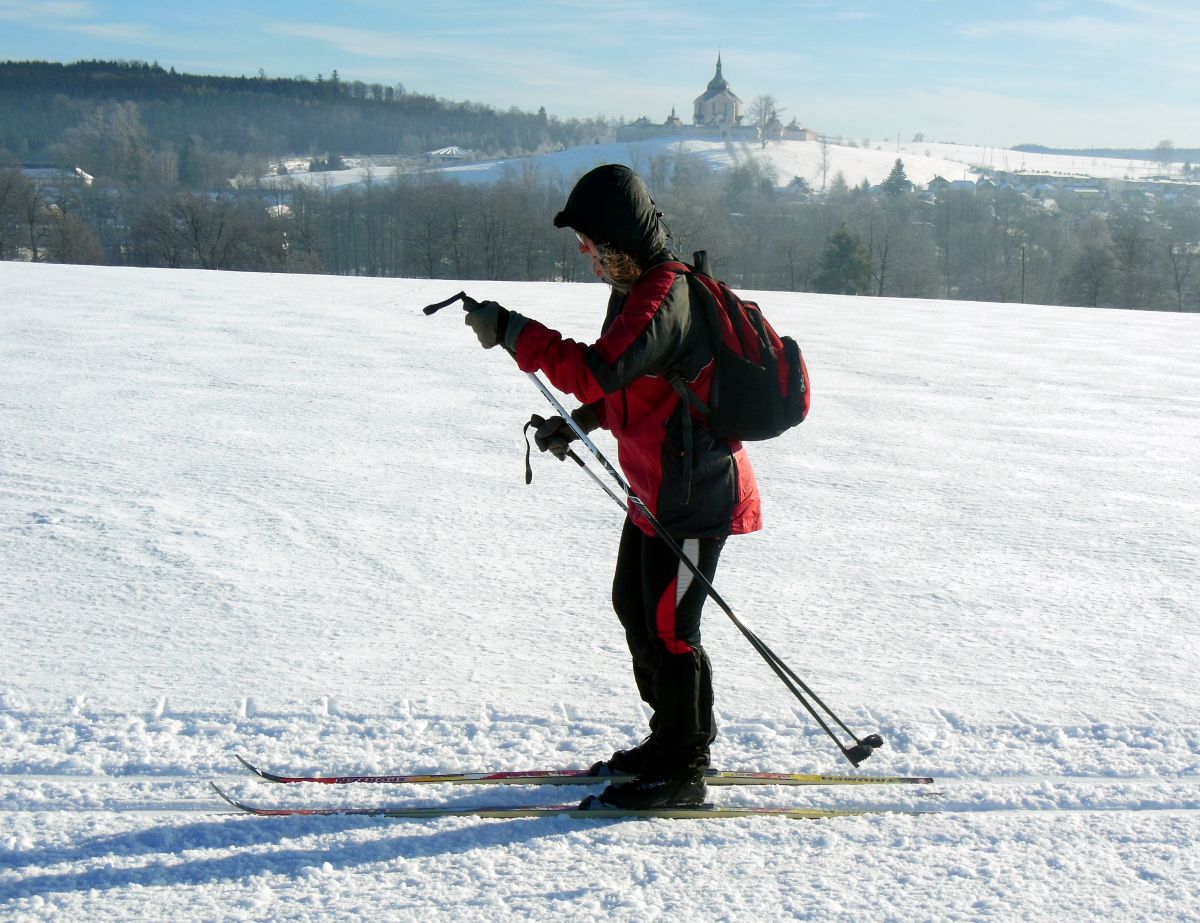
left=267, top=21, right=596, bottom=77
left=960, top=15, right=1146, bottom=48
left=64, top=21, right=159, bottom=41
left=1097, top=0, right=1200, bottom=26
left=0, top=0, right=158, bottom=42
left=0, top=0, right=98, bottom=21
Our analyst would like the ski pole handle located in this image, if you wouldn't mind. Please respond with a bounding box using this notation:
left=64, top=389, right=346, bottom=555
left=422, top=291, right=481, bottom=315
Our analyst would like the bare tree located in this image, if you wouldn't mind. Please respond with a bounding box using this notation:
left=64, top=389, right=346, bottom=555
left=1154, top=139, right=1175, bottom=174
left=1063, top=217, right=1116, bottom=307
left=818, top=140, right=833, bottom=192
left=0, top=163, right=33, bottom=259
left=1160, top=201, right=1200, bottom=310
left=21, top=180, right=46, bottom=262
left=45, top=210, right=106, bottom=264
left=747, top=95, right=780, bottom=148
left=175, top=193, right=254, bottom=270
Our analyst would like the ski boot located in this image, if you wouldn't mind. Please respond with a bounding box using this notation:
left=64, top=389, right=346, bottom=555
left=592, top=765, right=707, bottom=809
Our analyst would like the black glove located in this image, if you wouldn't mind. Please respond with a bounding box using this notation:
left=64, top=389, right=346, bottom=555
left=534, top=405, right=601, bottom=460
left=533, top=415, right=578, bottom=460
left=464, top=300, right=508, bottom=350
left=463, top=298, right=530, bottom=352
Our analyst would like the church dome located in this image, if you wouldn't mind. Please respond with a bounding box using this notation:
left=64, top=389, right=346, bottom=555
left=704, top=54, right=729, bottom=95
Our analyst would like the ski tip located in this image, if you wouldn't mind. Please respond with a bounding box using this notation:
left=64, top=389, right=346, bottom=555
left=209, top=781, right=241, bottom=809
left=235, top=754, right=272, bottom=780
left=235, top=754, right=288, bottom=783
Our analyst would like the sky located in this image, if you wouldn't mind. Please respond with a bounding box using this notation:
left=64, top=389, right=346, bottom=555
left=0, top=0, right=1197, bottom=149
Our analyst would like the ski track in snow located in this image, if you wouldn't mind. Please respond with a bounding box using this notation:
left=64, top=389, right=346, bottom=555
left=2, top=262, right=1199, bottom=920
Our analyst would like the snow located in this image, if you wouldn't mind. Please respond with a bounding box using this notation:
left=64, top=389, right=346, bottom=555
left=272, top=137, right=1174, bottom=192
left=2, top=261, right=1199, bottom=920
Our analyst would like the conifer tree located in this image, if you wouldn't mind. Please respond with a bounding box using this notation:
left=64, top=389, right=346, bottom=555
left=881, top=158, right=911, bottom=197
left=814, top=226, right=872, bottom=295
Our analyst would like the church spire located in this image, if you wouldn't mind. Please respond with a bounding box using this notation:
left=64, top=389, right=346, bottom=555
left=706, top=53, right=729, bottom=93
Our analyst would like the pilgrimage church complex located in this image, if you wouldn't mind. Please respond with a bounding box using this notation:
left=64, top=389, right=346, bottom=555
left=616, top=55, right=818, bottom=143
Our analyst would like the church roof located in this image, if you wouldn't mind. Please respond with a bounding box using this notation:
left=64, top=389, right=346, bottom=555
left=707, top=54, right=729, bottom=93
left=696, top=53, right=741, bottom=103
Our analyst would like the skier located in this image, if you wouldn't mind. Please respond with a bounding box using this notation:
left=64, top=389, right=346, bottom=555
left=462, top=164, right=761, bottom=809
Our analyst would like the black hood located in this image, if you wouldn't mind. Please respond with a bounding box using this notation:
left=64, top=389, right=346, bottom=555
left=553, top=164, right=669, bottom=265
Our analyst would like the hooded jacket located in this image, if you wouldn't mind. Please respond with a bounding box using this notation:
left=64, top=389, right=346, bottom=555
left=516, top=165, right=761, bottom=538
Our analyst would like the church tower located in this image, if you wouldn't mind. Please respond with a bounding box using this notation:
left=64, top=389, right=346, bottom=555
left=693, top=54, right=743, bottom=127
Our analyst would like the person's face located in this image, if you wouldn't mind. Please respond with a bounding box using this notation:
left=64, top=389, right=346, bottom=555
left=576, top=232, right=606, bottom=280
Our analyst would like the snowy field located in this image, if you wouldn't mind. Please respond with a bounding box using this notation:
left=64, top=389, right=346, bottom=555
left=1, top=262, right=1198, bottom=920
left=273, top=136, right=1174, bottom=193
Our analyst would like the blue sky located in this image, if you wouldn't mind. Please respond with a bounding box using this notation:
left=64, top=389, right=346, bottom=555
left=1, top=0, right=1196, bottom=148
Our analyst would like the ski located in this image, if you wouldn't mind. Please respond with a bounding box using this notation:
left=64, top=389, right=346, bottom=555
left=210, top=783, right=909, bottom=820
left=236, top=755, right=934, bottom=788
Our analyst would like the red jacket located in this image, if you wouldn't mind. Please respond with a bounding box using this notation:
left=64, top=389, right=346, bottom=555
left=514, top=263, right=761, bottom=538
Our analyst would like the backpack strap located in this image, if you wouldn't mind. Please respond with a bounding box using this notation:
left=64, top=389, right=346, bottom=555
left=659, top=259, right=726, bottom=502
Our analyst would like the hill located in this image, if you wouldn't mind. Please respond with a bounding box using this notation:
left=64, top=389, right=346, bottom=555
left=0, top=59, right=607, bottom=166
left=287, top=135, right=1181, bottom=194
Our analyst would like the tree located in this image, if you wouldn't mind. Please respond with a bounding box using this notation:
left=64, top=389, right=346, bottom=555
left=45, top=210, right=105, bottom=264
left=747, top=95, right=780, bottom=148
left=174, top=192, right=256, bottom=270
left=817, top=140, right=833, bottom=192
left=1062, top=217, right=1116, bottom=307
left=813, top=226, right=872, bottom=295
left=0, top=159, right=34, bottom=259
left=1159, top=199, right=1200, bottom=311
left=20, top=179, right=46, bottom=262
left=880, top=158, right=911, bottom=197
left=1108, top=206, right=1163, bottom=308
left=852, top=195, right=938, bottom=298
left=826, top=170, right=850, bottom=200
left=54, top=101, right=151, bottom=183
left=1154, top=139, right=1175, bottom=173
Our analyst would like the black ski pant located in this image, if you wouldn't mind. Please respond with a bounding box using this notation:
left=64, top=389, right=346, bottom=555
left=612, top=516, right=726, bottom=774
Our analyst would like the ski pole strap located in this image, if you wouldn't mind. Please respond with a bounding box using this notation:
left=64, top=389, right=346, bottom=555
left=522, top=415, right=543, bottom=485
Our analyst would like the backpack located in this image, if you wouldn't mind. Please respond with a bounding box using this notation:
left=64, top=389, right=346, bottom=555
left=669, top=251, right=810, bottom=442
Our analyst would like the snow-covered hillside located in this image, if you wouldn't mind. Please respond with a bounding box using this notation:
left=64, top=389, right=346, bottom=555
left=276, top=136, right=1173, bottom=193
left=2, top=263, right=1198, bottom=920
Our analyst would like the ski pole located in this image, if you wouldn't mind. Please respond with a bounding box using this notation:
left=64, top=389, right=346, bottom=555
left=526, top=371, right=883, bottom=767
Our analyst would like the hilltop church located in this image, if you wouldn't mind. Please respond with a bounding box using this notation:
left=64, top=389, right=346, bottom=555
left=616, top=56, right=817, bottom=143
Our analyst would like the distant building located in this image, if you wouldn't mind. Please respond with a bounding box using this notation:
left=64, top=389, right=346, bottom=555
left=783, top=119, right=818, bottom=142
left=693, top=54, right=742, bottom=128
left=615, top=56, right=795, bottom=143
left=425, top=146, right=469, bottom=161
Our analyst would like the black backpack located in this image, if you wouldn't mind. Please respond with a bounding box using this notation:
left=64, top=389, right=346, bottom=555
left=668, top=252, right=810, bottom=442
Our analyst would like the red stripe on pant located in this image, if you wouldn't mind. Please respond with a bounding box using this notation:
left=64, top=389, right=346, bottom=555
left=655, top=577, right=694, bottom=655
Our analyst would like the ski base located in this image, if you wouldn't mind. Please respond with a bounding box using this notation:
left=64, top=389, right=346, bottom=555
left=236, top=755, right=934, bottom=788
left=210, top=783, right=911, bottom=820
